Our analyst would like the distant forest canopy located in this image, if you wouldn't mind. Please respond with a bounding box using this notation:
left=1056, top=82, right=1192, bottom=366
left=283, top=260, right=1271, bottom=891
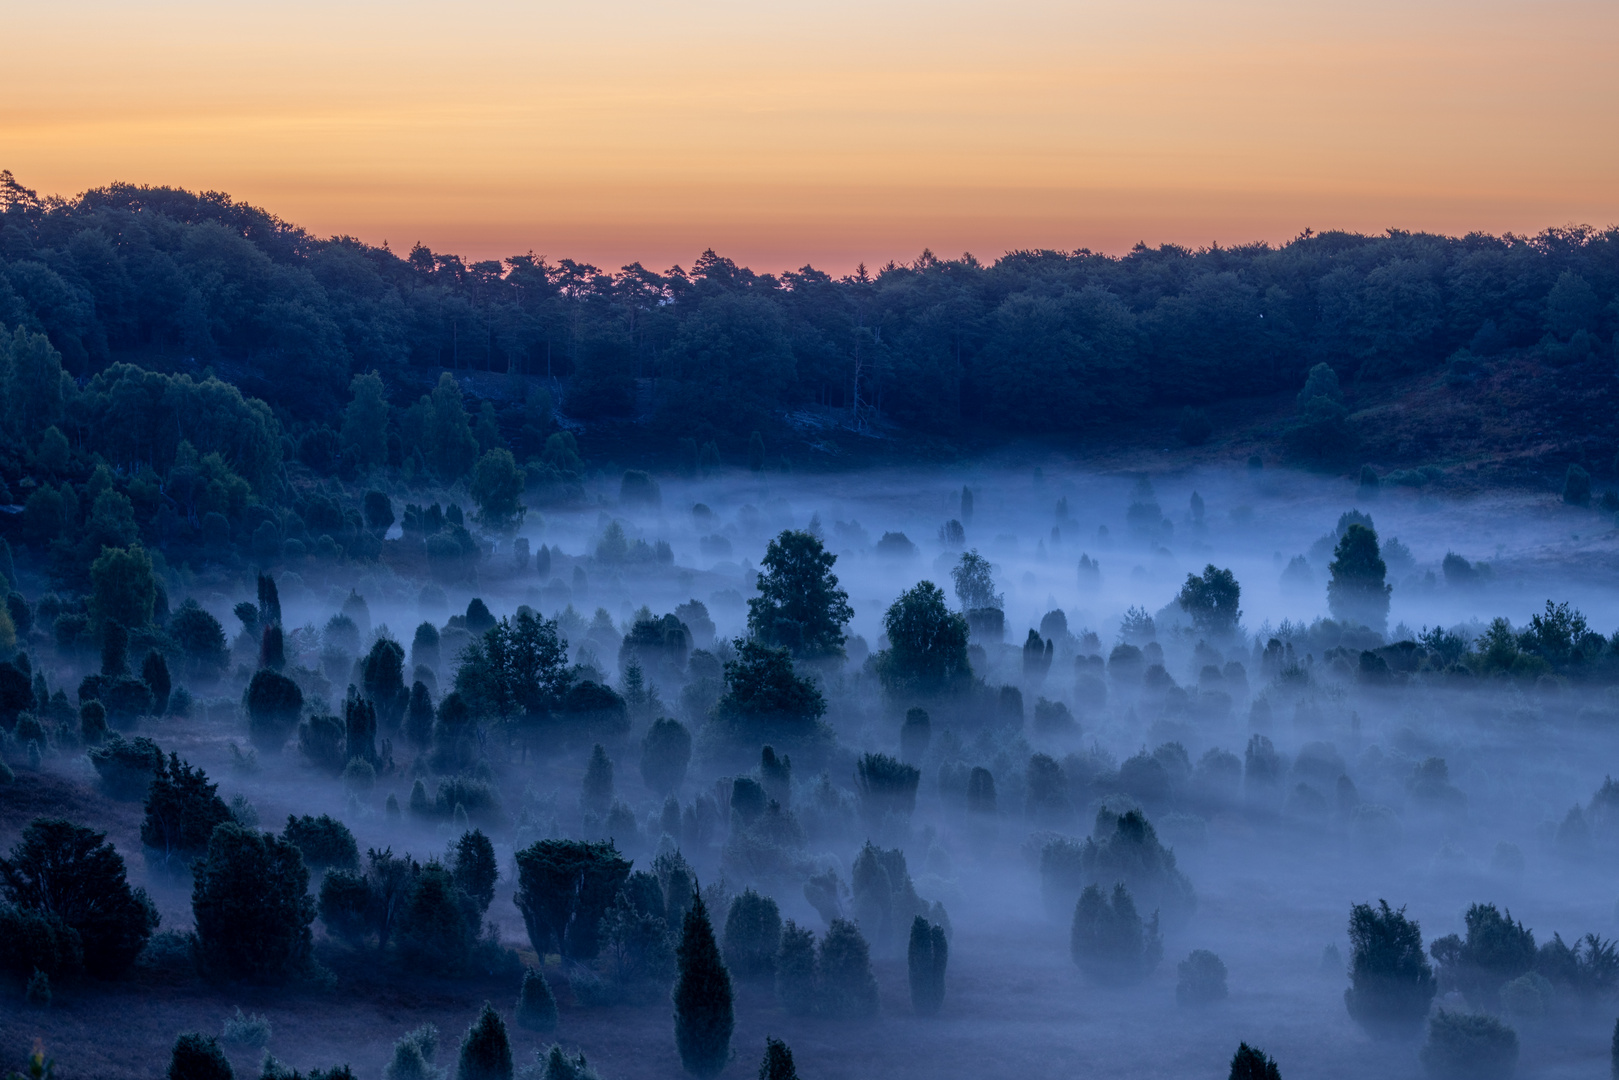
left=1, top=170, right=1617, bottom=452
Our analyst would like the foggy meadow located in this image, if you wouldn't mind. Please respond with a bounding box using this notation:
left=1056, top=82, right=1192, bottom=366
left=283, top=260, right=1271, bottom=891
left=7, top=450, right=1619, bottom=1080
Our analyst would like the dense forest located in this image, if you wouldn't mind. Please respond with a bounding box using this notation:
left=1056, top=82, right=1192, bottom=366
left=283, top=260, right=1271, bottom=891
left=1, top=170, right=1616, bottom=475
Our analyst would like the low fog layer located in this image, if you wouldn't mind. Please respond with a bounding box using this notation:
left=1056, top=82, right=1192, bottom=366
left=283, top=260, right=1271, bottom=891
left=7, top=459, right=1619, bottom=1080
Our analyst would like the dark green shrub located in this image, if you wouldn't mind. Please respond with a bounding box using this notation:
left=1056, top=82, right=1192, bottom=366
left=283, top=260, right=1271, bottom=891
left=723, top=889, right=782, bottom=981
left=141, top=651, right=173, bottom=716
left=382, top=1023, right=440, bottom=1080
left=456, top=1003, right=514, bottom=1080
left=245, top=669, right=303, bottom=753
left=1070, top=883, right=1162, bottom=985
left=192, top=823, right=315, bottom=984
left=1420, top=1010, right=1518, bottom=1080
left=142, top=754, right=233, bottom=866
left=516, top=967, right=559, bottom=1033
left=168, top=1032, right=233, bottom=1080
left=907, top=915, right=948, bottom=1015
left=452, top=829, right=499, bottom=921
left=1177, top=565, right=1242, bottom=637
left=640, top=717, right=692, bottom=797
left=282, top=815, right=359, bottom=872
left=1427, top=903, right=1535, bottom=1009
left=758, top=1038, right=798, bottom=1080
left=746, top=530, right=853, bottom=659
left=361, top=638, right=409, bottom=731
left=1177, top=949, right=1228, bottom=1005
left=317, top=869, right=374, bottom=946
left=596, top=888, right=677, bottom=1003
left=405, top=682, right=434, bottom=750
left=855, top=753, right=920, bottom=826
left=817, top=918, right=878, bottom=1018
left=1229, top=1043, right=1281, bottom=1080
left=1327, top=525, right=1391, bottom=630
left=1345, top=899, right=1437, bottom=1036
left=79, top=700, right=108, bottom=747
left=297, top=714, right=346, bottom=773
left=514, top=839, right=631, bottom=960
left=775, top=919, right=816, bottom=1016
left=0, top=904, right=83, bottom=981
left=396, top=862, right=474, bottom=976
left=0, top=817, right=157, bottom=976
left=25, top=966, right=50, bottom=1006
left=674, top=889, right=734, bottom=1077
left=876, top=582, right=972, bottom=696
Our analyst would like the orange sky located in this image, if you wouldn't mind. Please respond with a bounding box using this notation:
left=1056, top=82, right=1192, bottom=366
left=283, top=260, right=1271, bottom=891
left=4, top=0, right=1617, bottom=274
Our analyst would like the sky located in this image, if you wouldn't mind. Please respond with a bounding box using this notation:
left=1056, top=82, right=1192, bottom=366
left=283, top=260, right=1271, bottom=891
left=3, top=0, right=1617, bottom=275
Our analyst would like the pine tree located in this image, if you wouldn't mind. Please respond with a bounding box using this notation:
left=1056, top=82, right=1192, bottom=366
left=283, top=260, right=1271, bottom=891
left=456, top=1003, right=514, bottom=1080
left=907, top=915, right=948, bottom=1015
left=1228, top=1042, right=1281, bottom=1080
left=673, top=887, right=734, bottom=1078
left=1610, top=1015, right=1619, bottom=1080
left=758, top=1038, right=798, bottom=1080
left=516, top=967, right=559, bottom=1033
left=723, top=889, right=783, bottom=981
left=168, top=1032, right=234, bottom=1080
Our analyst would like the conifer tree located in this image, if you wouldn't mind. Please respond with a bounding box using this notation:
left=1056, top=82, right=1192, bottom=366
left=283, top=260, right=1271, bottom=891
left=673, top=887, right=734, bottom=1078
left=1228, top=1042, right=1281, bottom=1080
left=168, top=1032, right=234, bottom=1080
left=516, top=967, right=559, bottom=1033
left=758, top=1038, right=798, bottom=1080
left=907, top=915, right=948, bottom=1015
left=456, top=1003, right=514, bottom=1080
left=775, top=920, right=817, bottom=1016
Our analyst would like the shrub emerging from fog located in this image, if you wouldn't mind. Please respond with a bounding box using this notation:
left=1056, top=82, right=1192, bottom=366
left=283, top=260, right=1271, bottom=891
left=457, top=1003, right=514, bottom=1080
left=758, top=1038, right=798, bottom=1080
left=383, top=1024, right=442, bottom=1080
left=855, top=753, right=920, bottom=826
left=514, top=839, right=632, bottom=960
left=775, top=919, right=817, bottom=1016
left=88, top=734, right=164, bottom=800
left=950, top=550, right=1001, bottom=611
left=723, top=890, right=782, bottom=981
left=1427, top=903, right=1535, bottom=1010
left=1070, top=883, right=1162, bottom=985
left=220, top=1007, right=272, bottom=1048
left=282, top=814, right=359, bottom=873
left=537, top=1045, right=602, bottom=1080
left=640, top=717, right=692, bottom=798
left=142, top=753, right=233, bottom=867
left=713, top=639, right=827, bottom=744
left=516, top=968, right=559, bottom=1033
left=1177, top=949, right=1229, bottom=1005
left=1177, top=565, right=1242, bottom=637
left=817, top=918, right=879, bottom=1018
left=876, top=582, right=972, bottom=697
left=1228, top=1043, right=1282, bottom=1080
left=747, top=530, right=853, bottom=659
left=907, top=915, right=948, bottom=1015
left=245, top=669, right=303, bottom=753
left=0, top=817, right=158, bottom=977
left=192, top=823, right=315, bottom=984
left=396, top=861, right=476, bottom=976
left=1420, top=1010, right=1518, bottom=1080
left=1327, top=524, right=1391, bottom=631
left=674, top=888, right=734, bottom=1077
left=1079, top=809, right=1196, bottom=924
left=1345, top=900, right=1437, bottom=1036
left=168, top=1032, right=233, bottom=1080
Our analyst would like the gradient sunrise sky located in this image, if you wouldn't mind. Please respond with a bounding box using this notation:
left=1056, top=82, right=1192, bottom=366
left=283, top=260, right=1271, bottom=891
left=4, top=0, right=1616, bottom=273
